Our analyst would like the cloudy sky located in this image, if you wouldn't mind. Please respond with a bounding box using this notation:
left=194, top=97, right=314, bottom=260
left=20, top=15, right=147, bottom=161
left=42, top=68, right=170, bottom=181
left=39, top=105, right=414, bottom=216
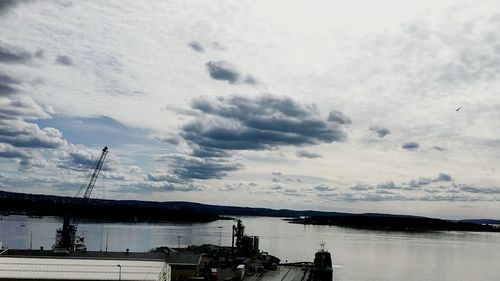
left=1, top=0, right=500, bottom=219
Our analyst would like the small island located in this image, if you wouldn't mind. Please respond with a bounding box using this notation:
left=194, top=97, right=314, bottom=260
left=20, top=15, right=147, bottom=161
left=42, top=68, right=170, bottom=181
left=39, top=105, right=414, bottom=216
left=288, top=214, right=500, bottom=232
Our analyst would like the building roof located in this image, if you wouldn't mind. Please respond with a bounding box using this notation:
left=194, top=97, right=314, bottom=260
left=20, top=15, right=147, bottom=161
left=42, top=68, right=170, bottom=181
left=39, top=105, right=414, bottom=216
left=0, top=256, right=167, bottom=281
left=2, top=249, right=200, bottom=265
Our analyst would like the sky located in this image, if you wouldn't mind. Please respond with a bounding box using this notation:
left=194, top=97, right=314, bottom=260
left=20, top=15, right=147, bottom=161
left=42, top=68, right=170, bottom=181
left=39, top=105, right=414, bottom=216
left=1, top=0, right=500, bottom=219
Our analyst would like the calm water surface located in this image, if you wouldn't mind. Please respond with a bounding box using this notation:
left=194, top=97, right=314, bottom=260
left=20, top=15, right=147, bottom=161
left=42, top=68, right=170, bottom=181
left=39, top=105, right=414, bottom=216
left=1, top=215, right=500, bottom=281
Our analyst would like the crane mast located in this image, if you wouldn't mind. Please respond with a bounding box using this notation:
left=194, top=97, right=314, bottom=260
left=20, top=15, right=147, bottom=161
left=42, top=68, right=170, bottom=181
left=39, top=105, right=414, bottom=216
left=83, top=146, right=108, bottom=199
left=53, top=146, right=108, bottom=252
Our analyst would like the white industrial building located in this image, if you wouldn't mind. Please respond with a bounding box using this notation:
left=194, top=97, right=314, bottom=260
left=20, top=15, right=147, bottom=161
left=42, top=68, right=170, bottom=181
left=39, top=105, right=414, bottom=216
left=0, top=256, right=171, bottom=281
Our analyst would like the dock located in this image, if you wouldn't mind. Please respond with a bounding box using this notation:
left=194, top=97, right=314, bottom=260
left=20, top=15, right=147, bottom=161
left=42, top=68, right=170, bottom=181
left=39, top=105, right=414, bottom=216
left=246, top=266, right=309, bottom=281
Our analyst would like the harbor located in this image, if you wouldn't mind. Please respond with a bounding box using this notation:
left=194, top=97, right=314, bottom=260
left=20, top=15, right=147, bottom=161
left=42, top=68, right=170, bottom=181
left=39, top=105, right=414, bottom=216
left=0, top=219, right=331, bottom=281
left=0, top=147, right=331, bottom=281
left=3, top=214, right=500, bottom=281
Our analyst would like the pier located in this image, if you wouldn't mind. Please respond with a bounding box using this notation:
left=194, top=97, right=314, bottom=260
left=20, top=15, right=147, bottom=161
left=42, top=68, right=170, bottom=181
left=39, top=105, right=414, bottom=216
left=246, top=266, right=309, bottom=281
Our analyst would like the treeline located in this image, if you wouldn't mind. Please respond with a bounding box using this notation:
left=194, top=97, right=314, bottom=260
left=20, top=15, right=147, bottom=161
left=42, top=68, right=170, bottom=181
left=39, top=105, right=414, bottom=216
left=0, top=190, right=348, bottom=220
left=1, top=190, right=499, bottom=232
left=289, top=214, right=500, bottom=232
left=0, top=190, right=219, bottom=222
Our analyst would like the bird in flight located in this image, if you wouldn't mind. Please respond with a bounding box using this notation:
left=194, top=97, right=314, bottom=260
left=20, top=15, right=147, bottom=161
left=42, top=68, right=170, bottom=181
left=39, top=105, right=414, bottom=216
left=456, top=107, right=462, bottom=111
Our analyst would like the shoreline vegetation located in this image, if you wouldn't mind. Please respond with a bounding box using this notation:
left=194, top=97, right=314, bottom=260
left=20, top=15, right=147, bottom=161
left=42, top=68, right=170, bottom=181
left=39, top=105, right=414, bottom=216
left=1, top=190, right=499, bottom=232
left=287, top=215, right=500, bottom=232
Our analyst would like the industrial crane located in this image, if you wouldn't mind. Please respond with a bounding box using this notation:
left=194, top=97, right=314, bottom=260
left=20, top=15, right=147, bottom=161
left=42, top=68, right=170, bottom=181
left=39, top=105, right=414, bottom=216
left=53, top=146, right=109, bottom=252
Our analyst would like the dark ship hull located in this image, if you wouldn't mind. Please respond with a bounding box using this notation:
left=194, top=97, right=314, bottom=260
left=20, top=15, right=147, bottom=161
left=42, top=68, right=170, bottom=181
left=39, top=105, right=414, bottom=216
left=310, top=247, right=333, bottom=281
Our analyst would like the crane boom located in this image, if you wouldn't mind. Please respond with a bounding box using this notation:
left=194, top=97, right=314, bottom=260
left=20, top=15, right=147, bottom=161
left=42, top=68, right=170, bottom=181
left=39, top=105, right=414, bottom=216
left=83, top=146, right=108, bottom=199
left=53, top=146, right=109, bottom=252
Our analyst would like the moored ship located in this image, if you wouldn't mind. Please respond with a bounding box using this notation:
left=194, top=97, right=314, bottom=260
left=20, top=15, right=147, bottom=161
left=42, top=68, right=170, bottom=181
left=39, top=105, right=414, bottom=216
left=310, top=242, right=333, bottom=281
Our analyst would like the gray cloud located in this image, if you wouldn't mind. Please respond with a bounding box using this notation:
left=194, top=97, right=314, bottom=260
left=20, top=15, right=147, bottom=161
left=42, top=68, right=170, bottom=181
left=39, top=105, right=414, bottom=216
left=345, top=173, right=454, bottom=194
left=285, top=177, right=302, bottom=183
left=377, top=181, right=400, bottom=189
left=270, top=184, right=283, bottom=190
left=0, top=96, right=78, bottom=170
left=424, top=189, right=440, bottom=194
left=34, top=49, right=44, bottom=59
left=55, top=145, right=99, bottom=171
left=205, top=60, right=256, bottom=85
left=458, top=185, right=500, bottom=194
left=205, top=60, right=240, bottom=84
left=211, top=41, right=226, bottom=51
left=0, top=74, right=20, bottom=85
left=369, top=126, right=390, bottom=138
left=0, top=143, right=29, bottom=159
left=190, top=146, right=231, bottom=158
left=187, top=95, right=347, bottom=150
left=66, top=150, right=96, bottom=168
left=350, top=183, right=373, bottom=191
left=376, top=189, right=397, bottom=195
left=132, top=181, right=204, bottom=192
left=406, top=173, right=452, bottom=188
left=54, top=145, right=118, bottom=174
left=219, top=182, right=257, bottom=192
left=319, top=175, right=498, bottom=202
left=55, top=55, right=73, bottom=66
left=386, top=172, right=454, bottom=189
left=0, top=42, right=34, bottom=64
left=408, top=177, right=431, bottom=188
left=0, top=0, right=18, bottom=13
left=153, top=154, right=172, bottom=161
left=282, top=188, right=304, bottom=197
left=170, top=155, right=241, bottom=180
left=436, top=172, right=452, bottom=182
left=243, top=75, right=257, bottom=85
left=328, top=110, right=352, bottom=125
left=155, top=135, right=181, bottom=145
left=146, top=173, right=183, bottom=184
left=0, top=120, right=66, bottom=148
left=0, top=98, right=50, bottom=120
left=18, top=157, right=47, bottom=171
left=402, top=142, right=419, bottom=150
left=0, top=73, right=21, bottom=96
left=433, top=145, right=446, bottom=151
left=0, top=0, right=33, bottom=15
left=142, top=171, right=206, bottom=191
left=0, top=42, right=117, bottom=174
left=318, top=192, right=494, bottom=202
left=188, top=41, right=204, bottom=52
left=296, top=150, right=321, bottom=159
left=219, top=184, right=236, bottom=192
left=128, top=166, right=141, bottom=173
left=163, top=94, right=348, bottom=180
left=314, top=184, right=337, bottom=192
left=100, top=171, right=127, bottom=181
left=0, top=97, right=69, bottom=156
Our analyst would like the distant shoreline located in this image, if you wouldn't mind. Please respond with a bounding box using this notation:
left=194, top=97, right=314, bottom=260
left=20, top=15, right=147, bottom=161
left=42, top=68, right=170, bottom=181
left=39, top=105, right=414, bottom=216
left=287, top=215, right=500, bottom=233
left=0, top=190, right=220, bottom=223
left=1, top=190, right=500, bottom=232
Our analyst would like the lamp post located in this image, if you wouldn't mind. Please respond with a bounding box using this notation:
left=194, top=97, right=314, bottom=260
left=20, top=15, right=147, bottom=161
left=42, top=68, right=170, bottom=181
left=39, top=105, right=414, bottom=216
left=116, top=264, right=121, bottom=280
left=105, top=233, right=109, bottom=252
left=218, top=226, right=222, bottom=248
